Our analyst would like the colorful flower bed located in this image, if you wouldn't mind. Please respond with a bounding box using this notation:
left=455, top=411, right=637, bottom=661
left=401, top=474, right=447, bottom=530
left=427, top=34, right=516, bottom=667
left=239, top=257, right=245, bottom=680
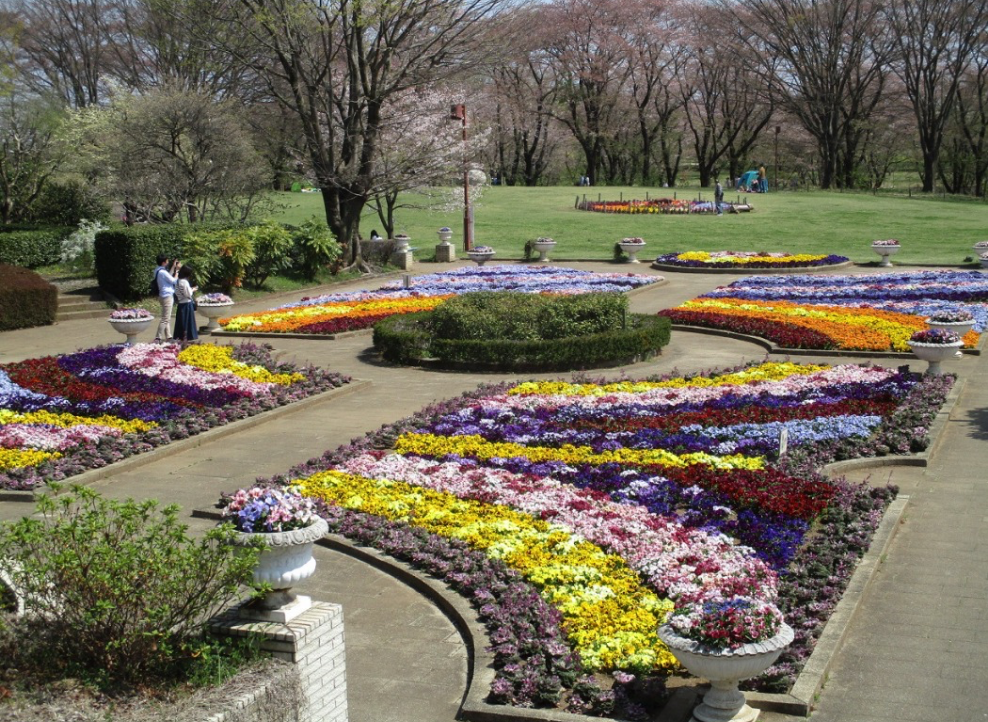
left=661, top=270, right=988, bottom=352
left=654, top=251, right=849, bottom=269
left=579, top=198, right=716, bottom=214
left=259, top=360, right=949, bottom=714
left=0, top=342, right=349, bottom=490
left=218, top=265, right=658, bottom=335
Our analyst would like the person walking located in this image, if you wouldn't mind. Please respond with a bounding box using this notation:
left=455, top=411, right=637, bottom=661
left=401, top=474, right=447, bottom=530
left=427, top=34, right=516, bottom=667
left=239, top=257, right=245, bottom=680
left=173, top=265, right=199, bottom=342
left=714, top=179, right=724, bottom=215
left=153, top=254, right=181, bottom=342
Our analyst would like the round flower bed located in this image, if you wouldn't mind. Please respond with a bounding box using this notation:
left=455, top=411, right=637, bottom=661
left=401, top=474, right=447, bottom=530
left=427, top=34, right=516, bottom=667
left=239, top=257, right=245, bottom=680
left=653, top=251, right=850, bottom=272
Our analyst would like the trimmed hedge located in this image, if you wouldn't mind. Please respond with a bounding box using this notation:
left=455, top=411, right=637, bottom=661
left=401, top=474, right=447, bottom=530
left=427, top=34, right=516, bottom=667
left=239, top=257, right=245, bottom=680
left=0, top=227, right=74, bottom=268
left=95, top=225, right=187, bottom=301
left=373, top=307, right=672, bottom=371
left=0, top=264, right=57, bottom=330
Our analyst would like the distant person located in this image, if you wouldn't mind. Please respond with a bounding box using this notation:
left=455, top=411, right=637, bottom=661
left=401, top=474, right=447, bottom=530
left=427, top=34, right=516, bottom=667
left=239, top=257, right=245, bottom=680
left=714, top=179, right=724, bottom=215
left=173, top=265, right=199, bottom=342
left=369, top=229, right=382, bottom=240
left=758, top=165, right=767, bottom=192
left=153, top=254, right=180, bottom=342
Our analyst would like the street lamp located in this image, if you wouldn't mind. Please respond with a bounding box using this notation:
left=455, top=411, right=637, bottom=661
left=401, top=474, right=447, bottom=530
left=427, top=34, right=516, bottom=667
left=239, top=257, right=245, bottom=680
left=450, top=104, right=473, bottom=251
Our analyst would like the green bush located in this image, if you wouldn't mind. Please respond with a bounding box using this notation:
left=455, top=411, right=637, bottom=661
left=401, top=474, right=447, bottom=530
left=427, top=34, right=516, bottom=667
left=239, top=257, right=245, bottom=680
left=373, top=293, right=671, bottom=371
left=0, top=227, right=73, bottom=268
left=244, top=221, right=294, bottom=287
left=0, top=485, right=262, bottom=689
left=430, top=291, right=628, bottom=341
left=0, top=264, right=57, bottom=330
left=288, top=217, right=342, bottom=279
left=183, top=226, right=256, bottom=292
left=27, top=180, right=111, bottom=227
left=94, top=225, right=186, bottom=300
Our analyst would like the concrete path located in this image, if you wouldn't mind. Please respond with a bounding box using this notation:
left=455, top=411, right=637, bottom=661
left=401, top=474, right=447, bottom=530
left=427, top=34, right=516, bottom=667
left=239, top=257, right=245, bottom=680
left=1, top=261, right=984, bottom=721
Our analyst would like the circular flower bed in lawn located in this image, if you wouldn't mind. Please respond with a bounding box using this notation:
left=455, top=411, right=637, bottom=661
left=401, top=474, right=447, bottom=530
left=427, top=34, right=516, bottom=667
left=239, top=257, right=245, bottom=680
left=653, top=251, right=852, bottom=273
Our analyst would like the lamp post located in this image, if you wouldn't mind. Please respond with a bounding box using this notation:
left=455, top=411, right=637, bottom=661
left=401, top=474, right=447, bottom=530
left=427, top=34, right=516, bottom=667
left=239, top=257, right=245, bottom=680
left=450, top=104, right=473, bottom=251
left=774, top=126, right=780, bottom=193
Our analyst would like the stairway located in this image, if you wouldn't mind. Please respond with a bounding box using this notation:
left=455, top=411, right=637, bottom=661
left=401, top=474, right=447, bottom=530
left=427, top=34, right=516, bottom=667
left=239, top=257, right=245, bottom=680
left=56, top=286, right=108, bottom=322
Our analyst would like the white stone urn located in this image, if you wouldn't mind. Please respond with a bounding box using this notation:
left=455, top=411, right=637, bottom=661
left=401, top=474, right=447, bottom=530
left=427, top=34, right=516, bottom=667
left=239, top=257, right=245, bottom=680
left=619, top=241, right=646, bottom=264
left=232, top=517, right=328, bottom=618
left=532, top=238, right=557, bottom=262
left=197, top=302, right=234, bottom=333
left=871, top=243, right=900, bottom=267
left=437, top=227, right=453, bottom=244
left=468, top=248, right=496, bottom=266
left=908, top=340, right=964, bottom=375
left=107, top=316, right=154, bottom=345
left=926, top=317, right=975, bottom=358
left=394, top=234, right=411, bottom=251
left=659, top=623, right=794, bottom=722
left=979, top=252, right=988, bottom=269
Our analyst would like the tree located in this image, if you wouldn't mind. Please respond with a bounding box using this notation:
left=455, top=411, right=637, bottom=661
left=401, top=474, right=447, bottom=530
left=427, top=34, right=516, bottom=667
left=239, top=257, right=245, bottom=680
left=230, top=0, right=503, bottom=272
left=0, top=90, right=65, bottom=224
left=883, top=0, right=987, bottom=193
left=954, top=49, right=988, bottom=197
left=70, top=86, right=270, bottom=223
left=731, top=0, right=891, bottom=189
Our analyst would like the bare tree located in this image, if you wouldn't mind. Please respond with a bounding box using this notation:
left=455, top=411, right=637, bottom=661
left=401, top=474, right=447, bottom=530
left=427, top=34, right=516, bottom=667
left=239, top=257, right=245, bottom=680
left=883, top=0, right=987, bottom=193
left=226, top=0, right=502, bottom=271
left=0, top=91, right=65, bottom=223
left=948, top=48, right=988, bottom=197
left=730, top=0, right=890, bottom=189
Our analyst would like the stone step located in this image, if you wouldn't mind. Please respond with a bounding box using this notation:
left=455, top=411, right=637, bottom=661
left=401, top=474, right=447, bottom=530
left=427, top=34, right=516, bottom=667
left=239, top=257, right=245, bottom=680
left=58, top=297, right=104, bottom=310
left=57, top=308, right=111, bottom=322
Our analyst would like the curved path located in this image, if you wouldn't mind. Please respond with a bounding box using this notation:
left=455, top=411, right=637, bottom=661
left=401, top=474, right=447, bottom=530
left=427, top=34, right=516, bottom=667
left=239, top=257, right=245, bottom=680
left=1, top=261, right=985, bottom=722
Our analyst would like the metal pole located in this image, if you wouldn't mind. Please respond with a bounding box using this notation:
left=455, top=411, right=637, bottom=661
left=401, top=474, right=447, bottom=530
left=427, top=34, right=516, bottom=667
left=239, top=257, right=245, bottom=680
left=462, top=109, right=472, bottom=252
left=774, top=126, right=780, bottom=193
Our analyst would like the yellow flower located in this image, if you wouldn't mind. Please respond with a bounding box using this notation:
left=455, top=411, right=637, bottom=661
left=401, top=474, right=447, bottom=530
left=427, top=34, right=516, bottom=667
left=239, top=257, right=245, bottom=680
left=177, top=345, right=303, bottom=385
left=0, top=448, right=61, bottom=471
left=0, top=409, right=155, bottom=434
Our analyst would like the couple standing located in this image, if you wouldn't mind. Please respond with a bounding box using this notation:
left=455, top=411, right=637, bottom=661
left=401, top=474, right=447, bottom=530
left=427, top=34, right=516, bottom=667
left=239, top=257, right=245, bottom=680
left=153, top=255, right=199, bottom=342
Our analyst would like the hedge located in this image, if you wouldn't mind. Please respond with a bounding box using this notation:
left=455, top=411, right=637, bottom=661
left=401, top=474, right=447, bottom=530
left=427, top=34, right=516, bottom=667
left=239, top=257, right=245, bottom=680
left=0, top=264, right=57, bottom=331
left=374, top=311, right=671, bottom=371
left=0, top=227, right=74, bottom=269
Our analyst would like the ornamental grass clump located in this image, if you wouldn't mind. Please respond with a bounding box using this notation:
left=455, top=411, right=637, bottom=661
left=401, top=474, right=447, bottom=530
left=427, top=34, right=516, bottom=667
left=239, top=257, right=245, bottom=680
left=222, top=485, right=319, bottom=533
left=667, top=596, right=785, bottom=650
left=0, top=484, right=261, bottom=690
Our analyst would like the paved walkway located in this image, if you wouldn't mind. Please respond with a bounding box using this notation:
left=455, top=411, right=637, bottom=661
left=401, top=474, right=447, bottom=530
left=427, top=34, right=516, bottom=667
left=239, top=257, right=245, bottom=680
left=0, top=261, right=985, bottom=721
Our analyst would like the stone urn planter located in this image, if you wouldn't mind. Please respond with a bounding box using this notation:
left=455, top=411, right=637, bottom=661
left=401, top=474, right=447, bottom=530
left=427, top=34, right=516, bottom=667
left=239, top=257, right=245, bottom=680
left=871, top=242, right=900, bottom=267
left=532, top=237, right=557, bottom=262
left=619, top=239, right=646, bottom=264
left=107, top=315, right=154, bottom=345
left=197, top=302, right=234, bottom=333
left=467, top=247, right=496, bottom=266
left=658, top=622, right=794, bottom=722
left=437, top=227, right=453, bottom=244
left=231, top=517, right=328, bottom=621
left=908, top=340, right=964, bottom=375
left=394, top=234, right=411, bottom=251
left=926, top=314, right=975, bottom=358
left=980, top=252, right=988, bottom=269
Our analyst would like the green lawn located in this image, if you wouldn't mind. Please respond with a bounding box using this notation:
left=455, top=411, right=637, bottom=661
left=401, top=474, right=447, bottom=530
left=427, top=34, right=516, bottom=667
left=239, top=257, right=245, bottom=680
left=270, top=186, right=988, bottom=266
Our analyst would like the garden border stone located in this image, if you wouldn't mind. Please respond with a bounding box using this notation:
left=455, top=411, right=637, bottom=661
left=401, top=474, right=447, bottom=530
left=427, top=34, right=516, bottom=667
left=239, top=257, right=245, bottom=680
left=0, top=379, right=371, bottom=502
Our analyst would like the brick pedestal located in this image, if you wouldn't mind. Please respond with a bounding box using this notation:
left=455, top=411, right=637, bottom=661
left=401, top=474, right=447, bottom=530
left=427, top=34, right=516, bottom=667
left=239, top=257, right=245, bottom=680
left=211, top=601, right=347, bottom=722
left=390, top=249, right=414, bottom=270
left=434, top=243, right=456, bottom=262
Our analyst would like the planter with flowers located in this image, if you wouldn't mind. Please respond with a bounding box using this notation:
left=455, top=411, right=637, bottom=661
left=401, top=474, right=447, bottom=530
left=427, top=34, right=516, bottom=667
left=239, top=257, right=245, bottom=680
left=437, top=227, right=453, bottom=244
left=618, top=237, right=646, bottom=264
left=871, top=238, right=900, bottom=267
left=222, top=485, right=328, bottom=622
left=926, top=309, right=975, bottom=358
left=980, top=251, right=988, bottom=269
left=108, top=308, right=155, bottom=345
left=394, top=233, right=411, bottom=251
left=467, top=245, right=496, bottom=266
left=531, top=236, right=557, bottom=262
left=658, top=596, right=794, bottom=722
left=196, top=292, right=235, bottom=333
left=973, top=241, right=988, bottom=255
left=907, top=328, right=964, bottom=375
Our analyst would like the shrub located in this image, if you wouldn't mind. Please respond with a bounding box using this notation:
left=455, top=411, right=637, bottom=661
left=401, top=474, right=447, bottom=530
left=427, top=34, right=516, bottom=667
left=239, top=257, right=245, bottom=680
left=289, top=217, right=342, bottom=279
left=60, top=218, right=108, bottom=270
left=0, top=227, right=73, bottom=268
left=94, top=225, right=186, bottom=300
left=27, top=180, right=111, bottom=227
left=0, top=264, right=57, bottom=330
left=183, top=227, right=256, bottom=292
left=372, top=310, right=434, bottom=364
left=244, top=221, right=294, bottom=287
left=0, top=485, right=262, bottom=689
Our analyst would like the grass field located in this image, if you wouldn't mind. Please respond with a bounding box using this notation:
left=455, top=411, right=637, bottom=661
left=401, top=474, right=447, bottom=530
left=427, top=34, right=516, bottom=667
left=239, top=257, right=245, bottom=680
left=271, top=186, right=988, bottom=266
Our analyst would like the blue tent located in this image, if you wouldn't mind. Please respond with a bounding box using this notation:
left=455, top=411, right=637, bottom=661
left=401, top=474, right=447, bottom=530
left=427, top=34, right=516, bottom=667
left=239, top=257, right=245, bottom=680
left=739, top=170, right=759, bottom=190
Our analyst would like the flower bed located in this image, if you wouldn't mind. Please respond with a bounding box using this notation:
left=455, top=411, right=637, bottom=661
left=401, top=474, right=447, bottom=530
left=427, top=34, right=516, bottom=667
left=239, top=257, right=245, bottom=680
left=661, top=270, right=988, bottom=352
left=0, top=342, right=349, bottom=490
left=218, top=265, right=659, bottom=335
left=578, top=198, right=724, bottom=214
left=259, top=360, right=948, bottom=715
left=654, top=251, right=850, bottom=269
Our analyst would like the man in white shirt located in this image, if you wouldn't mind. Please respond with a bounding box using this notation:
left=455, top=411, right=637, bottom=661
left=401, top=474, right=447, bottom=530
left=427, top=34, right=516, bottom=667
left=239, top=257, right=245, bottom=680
left=153, top=254, right=181, bottom=342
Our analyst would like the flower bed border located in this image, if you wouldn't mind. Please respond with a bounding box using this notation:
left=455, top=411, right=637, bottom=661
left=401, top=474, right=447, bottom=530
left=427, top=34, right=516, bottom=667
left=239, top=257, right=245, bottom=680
left=669, top=323, right=986, bottom=357
left=0, top=379, right=370, bottom=502
left=651, top=259, right=855, bottom=274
